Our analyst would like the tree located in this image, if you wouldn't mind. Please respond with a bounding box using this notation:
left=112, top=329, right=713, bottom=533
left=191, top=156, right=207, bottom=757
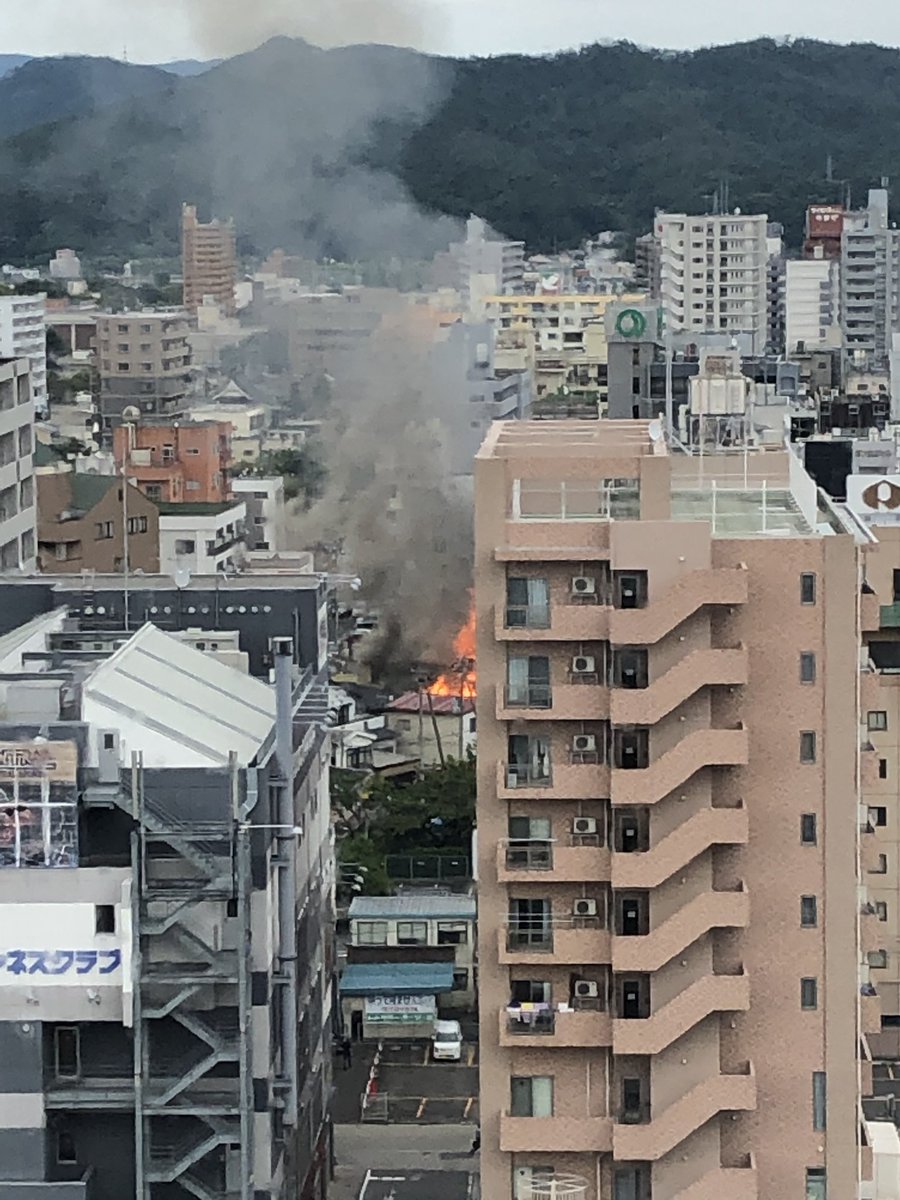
left=245, top=446, right=326, bottom=507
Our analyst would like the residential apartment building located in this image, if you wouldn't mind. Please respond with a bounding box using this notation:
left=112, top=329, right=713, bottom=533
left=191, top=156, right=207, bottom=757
left=158, top=498, right=248, bottom=576
left=182, top=203, right=237, bottom=317
left=785, top=255, right=842, bottom=354
left=475, top=420, right=874, bottom=1200
left=0, top=613, right=333, bottom=1200
left=445, top=214, right=526, bottom=305
left=113, top=420, right=231, bottom=505
left=232, top=477, right=286, bottom=552
left=0, top=293, right=48, bottom=415
left=0, top=357, right=37, bottom=571
left=841, top=189, right=900, bottom=370
left=37, top=472, right=159, bottom=574
left=654, top=212, right=769, bottom=353
left=96, top=311, right=192, bottom=435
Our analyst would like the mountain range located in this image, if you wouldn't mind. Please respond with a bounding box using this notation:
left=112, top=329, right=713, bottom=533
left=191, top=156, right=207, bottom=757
left=0, top=37, right=899, bottom=262
left=0, top=54, right=218, bottom=79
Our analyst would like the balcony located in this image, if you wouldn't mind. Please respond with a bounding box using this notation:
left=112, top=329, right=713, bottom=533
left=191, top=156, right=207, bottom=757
left=861, top=824, right=883, bottom=875
left=613, top=970, right=750, bottom=1054
left=611, top=726, right=749, bottom=807
left=500, top=919, right=611, bottom=966
left=495, top=603, right=611, bottom=643
left=498, top=761, right=610, bottom=800
left=499, top=1007, right=613, bottom=1048
left=613, top=1064, right=756, bottom=1161
left=609, top=647, right=748, bottom=726
left=611, top=805, right=749, bottom=889
left=880, top=602, right=900, bottom=628
left=861, top=747, right=881, bottom=792
left=499, top=1113, right=612, bottom=1154
left=496, top=684, right=609, bottom=722
left=861, top=905, right=883, bottom=955
left=861, top=587, right=880, bottom=633
left=497, top=840, right=610, bottom=884
left=861, top=985, right=881, bottom=1035
left=668, top=1158, right=758, bottom=1200
left=612, top=885, right=750, bottom=972
left=609, top=568, right=748, bottom=645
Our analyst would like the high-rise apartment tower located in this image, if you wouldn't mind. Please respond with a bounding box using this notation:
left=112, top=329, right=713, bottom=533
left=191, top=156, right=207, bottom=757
left=182, top=204, right=237, bottom=317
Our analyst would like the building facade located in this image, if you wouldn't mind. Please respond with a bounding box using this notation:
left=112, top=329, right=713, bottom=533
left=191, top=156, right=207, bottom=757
left=841, top=189, right=900, bottom=370
left=114, top=420, right=231, bottom=505
left=0, top=293, right=48, bottom=416
left=0, top=357, right=37, bottom=571
left=231, top=478, right=286, bottom=553
left=96, top=312, right=192, bottom=435
left=785, top=256, right=842, bottom=354
left=654, top=212, right=768, bottom=353
left=182, top=204, right=237, bottom=317
left=474, top=420, right=873, bottom=1200
left=157, top=499, right=247, bottom=576
left=37, top=473, right=159, bottom=575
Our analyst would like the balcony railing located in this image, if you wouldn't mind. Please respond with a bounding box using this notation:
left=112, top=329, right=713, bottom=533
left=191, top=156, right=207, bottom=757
left=504, top=839, right=554, bottom=870
left=501, top=916, right=611, bottom=965
left=498, top=839, right=610, bottom=884
left=506, top=604, right=551, bottom=629
left=499, top=1113, right=613, bottom=1153
left=501, top=1006, right=612, bottom=1048
left=504, top=762, right=552, bottom=789
left=505, top=683, right=553, bottom=709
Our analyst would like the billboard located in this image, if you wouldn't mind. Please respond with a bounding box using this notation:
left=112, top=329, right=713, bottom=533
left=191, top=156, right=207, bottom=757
left=0, top=740, right=79, bottom=869
left=0, top=902, right=124, bottom=987
left=846, top=475, right=900, bottom=524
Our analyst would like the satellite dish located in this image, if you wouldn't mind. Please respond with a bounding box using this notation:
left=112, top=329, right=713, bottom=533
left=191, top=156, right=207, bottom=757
left=173, top=567, right=192, bottom=590
left=122, top=406, right=141, bottom=422
left=648, top=419, right=664, bottom=443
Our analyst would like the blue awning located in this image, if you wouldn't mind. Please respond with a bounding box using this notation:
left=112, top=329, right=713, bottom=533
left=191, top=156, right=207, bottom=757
left=338, top=961, right=455, bottom=996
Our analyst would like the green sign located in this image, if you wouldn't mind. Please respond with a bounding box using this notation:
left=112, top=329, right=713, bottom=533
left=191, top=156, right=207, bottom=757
left=615, top=308, right=648, bottom=339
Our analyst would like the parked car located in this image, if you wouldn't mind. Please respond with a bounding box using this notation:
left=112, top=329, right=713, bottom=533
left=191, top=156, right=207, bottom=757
left=432, top=1018, right=463, bottom=1061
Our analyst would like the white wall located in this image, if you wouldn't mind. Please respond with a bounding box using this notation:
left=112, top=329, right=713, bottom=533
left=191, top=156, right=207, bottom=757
left=159, top=500, right=247, bottom=575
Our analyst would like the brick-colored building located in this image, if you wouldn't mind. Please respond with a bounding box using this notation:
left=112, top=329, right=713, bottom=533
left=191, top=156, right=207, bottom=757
left=37, top=472, right=159, bottom=574
left=474, top=420, right=876, bottom=1200
left=113, top=420, right=231, bottom=505
left=182, top=203, right=237, bottom=317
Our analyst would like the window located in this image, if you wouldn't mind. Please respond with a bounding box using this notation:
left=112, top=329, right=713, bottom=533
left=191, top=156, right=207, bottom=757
left=800, top=732, right=817, bottom=763
left=874, top=853, right=888, bottom=874
left=868, top=711, right=888, bottom=731
left=800, top=652, right=816, bottom=684
left=186, top=480, right=200, bottom=492
left=57, top=1131, right=77, bottom=1164
left=355, top=921, right=387, bottom=946
left=117, top=342, right=129, bottom=352
left=869, top=949, right=888, bottom=969
left=126, top=516, right=148, bottom=535
left=801, top=896, right=818, bottom=927
left=510, top=1075, right=553, bottom=1118
left=95, top=904, right=115, bottom=934
left=94, top=521, right=114, bottom=540
left=396, top=921, right=427, bottom=945
left=437, top=922, right=468, bottom=946
left=140, top=324, right=152, bottom=334
left=117, top=362, right=129, bottom=372
left=801, top=978, right=818, bottom=1010
left=801, top=573, right=817, bottom=604
left=812, top=1071, right=826, bottom=1131
left=870, top=806, right=887, bottom=827
left=880, top=759, right=888, bottom=780
left=175, top=539, right=196, bottom=555
left=452, top=970, right=469, bottom=991
left=54, top=1026, right=80, bottom=1078
left=806, top=1167, right=826, bottom=1200
left=186, top=446, right=200, bottom=455
left=801, top=814, right=817, bottom=845
left=876, top=901, right=888, bottom=921
left=506, top=577, right=550, bottom=628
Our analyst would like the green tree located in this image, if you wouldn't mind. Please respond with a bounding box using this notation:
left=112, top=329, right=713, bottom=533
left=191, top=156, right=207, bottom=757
left=246, top=447, right=326, bottom=507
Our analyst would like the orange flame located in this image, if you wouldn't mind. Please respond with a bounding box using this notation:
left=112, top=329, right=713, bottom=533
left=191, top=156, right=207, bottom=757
left=428, top=604, right=476, bottom=699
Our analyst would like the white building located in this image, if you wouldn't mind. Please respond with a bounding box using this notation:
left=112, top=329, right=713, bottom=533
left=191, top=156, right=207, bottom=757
left=0, top=293, right=47, bottom=415
left=158, top=498, right=247, bottom=576
left=842, top=188, right=900, bottom=369
left=655, top=210, right=769, bottom=353
left=48, top=248, right=83, bottom=281
left=231, top=477, right=286, bottom=552
left=449, top=214, right=525, bottom=305
left=785, top=254, right=842, bottom=354
left=0, top=357, right=37, bottom=571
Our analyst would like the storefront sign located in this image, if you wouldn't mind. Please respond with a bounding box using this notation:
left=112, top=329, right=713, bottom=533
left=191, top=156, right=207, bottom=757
left=364, top=994, right=436, bottom=1023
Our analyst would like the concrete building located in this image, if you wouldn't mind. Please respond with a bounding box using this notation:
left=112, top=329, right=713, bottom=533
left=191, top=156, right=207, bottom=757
left=231, top=477, right=286, bottom=553
left=0, top=615, right=334, bottom=1200
left=385, top=691, right=476, bottom=768
left=182, top=204, right=237, bottom=317
left=0, top=357, right=37, bottom=571
left=36, top=473, right=159, bottom=575
left=804, top=205, right=844, bottom=261
left=0, top=293, right=48, bottom=416
left=446, top=215, right=526, bottom=305
left=158, top=499, right=247, bottom=576
left=841, top=189, right=900, bottom=370
left=44, top=306, right=97, bottom=363
left=96, top=311, right=192, bottom=435
left=48, top=250, right=83, bottom=282
left=654, top=212, right=769, bottom=353
left=785, top=255, right=842, bottom=354
left=474, top=419, right=875, bottom=1200
left=113, top=420, right=231, bottom=505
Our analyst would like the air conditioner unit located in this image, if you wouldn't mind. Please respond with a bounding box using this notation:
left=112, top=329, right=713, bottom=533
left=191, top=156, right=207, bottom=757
left=572, top=816, right=598, bottom=836
left=573, top=898, right=598, bottom=918
left=571, top=575, right=596, bottom=596
left=571, top=655, right=596, bottom=675
left=573, top=978, right=599, bottom=999
left=572, top=734, right=597, bottom=754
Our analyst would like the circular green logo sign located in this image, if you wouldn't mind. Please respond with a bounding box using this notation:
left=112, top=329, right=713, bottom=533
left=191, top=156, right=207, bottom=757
left=615, top=308, right=647, bottom=339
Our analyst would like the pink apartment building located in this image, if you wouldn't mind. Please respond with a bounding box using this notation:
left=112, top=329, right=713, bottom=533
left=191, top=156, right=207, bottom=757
left=474, top=420, right=879, bottom=1200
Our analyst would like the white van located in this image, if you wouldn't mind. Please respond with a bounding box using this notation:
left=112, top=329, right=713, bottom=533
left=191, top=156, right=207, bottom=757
left=432, top=1018, right=463, bottom=1062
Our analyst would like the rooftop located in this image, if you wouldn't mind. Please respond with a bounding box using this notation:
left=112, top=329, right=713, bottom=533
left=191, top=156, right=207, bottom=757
left=479, top=418, right=665, bottom=461
left=156, top=501, right=245, bottom=517
left=338, top=960, right=455, bottom=997
left=349, top=894, right=476, bottom=921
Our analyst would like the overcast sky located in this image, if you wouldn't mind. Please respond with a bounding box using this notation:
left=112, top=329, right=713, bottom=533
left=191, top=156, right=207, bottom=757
left=3, top=0, right=900, bottom=61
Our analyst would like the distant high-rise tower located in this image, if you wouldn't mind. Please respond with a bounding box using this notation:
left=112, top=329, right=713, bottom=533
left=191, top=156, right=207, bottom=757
left=181, top=203, right=237, bottom=317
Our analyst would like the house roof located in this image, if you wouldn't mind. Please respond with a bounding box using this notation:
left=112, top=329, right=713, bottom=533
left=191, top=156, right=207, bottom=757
left=213, top=379, right=251, bottom=402
left=81, top=623, right=276, bottom=767
left=338, top=961, right=455, bottom=996
left=349, top=894, right=476, bottom=921
left=388, top=690, right=476, bottom=716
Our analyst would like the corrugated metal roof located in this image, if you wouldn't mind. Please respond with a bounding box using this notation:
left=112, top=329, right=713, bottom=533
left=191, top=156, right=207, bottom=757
left=349, top=894, right=476, bottom=920
left=81, top=623, right=275, bottom=767
left=338, top=961, right=455, bottom=996
left=388, top=690, right=475, bottom=716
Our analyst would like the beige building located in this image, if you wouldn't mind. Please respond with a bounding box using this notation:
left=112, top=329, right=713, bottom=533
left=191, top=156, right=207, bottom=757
left=182, top=203, right=237, bottom=317
left=474, top=420, right=877, bottom=1200
left=96, top=310, right=192, bottom=435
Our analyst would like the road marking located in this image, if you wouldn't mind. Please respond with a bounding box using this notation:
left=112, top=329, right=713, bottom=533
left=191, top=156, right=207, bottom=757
left=416, top=1096, right=428, bottom=1119
left=467, top=1045, right=476, bottom=1067
left=422, top=1044, right=429, bottom=1066
left=358, top=1168, right=374, bottom=1200
left=463, top=1096, right=474, bottom=1119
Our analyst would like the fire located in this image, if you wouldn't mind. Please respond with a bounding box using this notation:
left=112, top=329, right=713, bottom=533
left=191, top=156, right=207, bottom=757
left=428, top=605, right=476, bottom=699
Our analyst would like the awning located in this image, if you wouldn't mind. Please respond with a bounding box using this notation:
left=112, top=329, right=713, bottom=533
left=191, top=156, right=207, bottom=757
left=338, top=961, right=455, bottom=996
